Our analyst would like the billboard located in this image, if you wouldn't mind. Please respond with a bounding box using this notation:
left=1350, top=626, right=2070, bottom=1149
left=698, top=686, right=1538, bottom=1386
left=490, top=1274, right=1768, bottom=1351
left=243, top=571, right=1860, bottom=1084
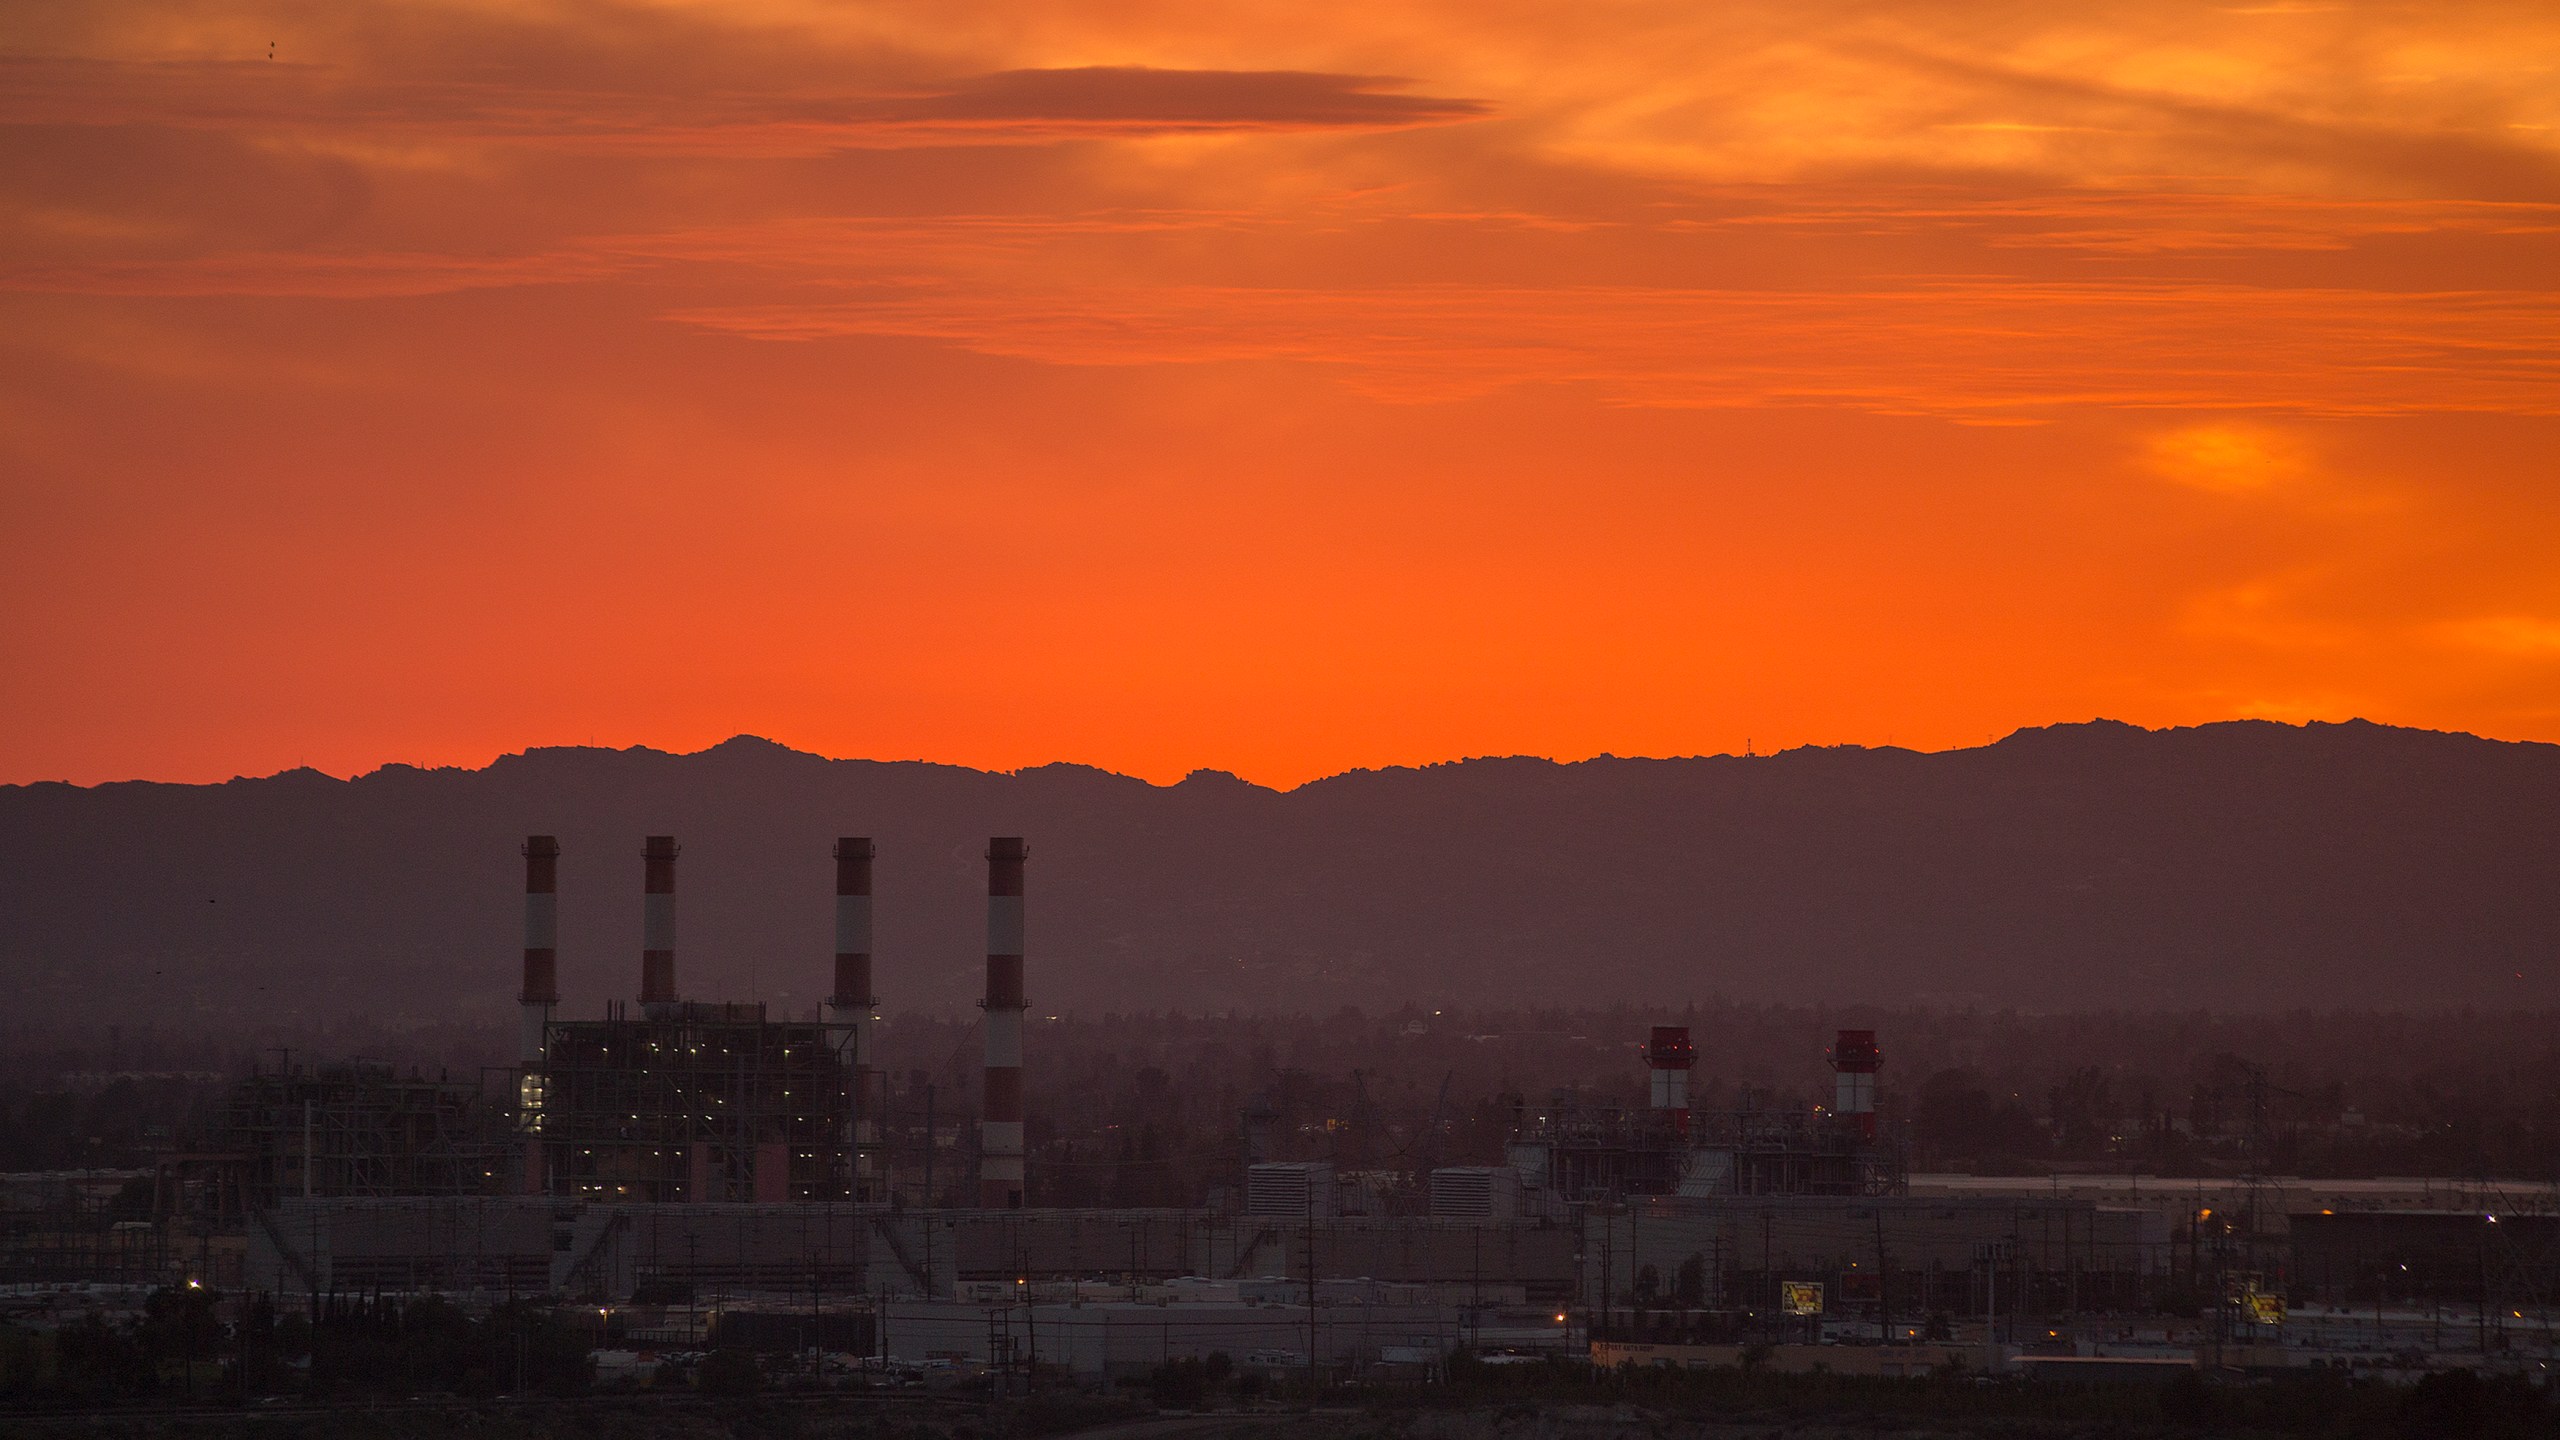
left=1781, top=1281, right=1824, bottom=1317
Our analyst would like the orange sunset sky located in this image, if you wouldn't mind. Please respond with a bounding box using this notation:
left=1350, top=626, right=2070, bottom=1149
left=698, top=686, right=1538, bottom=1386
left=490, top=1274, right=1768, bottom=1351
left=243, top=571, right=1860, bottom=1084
left=4, top=0, right=2558, bottom=787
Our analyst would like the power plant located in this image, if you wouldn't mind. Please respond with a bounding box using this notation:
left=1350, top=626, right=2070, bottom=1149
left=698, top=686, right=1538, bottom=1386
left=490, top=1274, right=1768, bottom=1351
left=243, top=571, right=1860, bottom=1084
left=518, top=836, right=853, bottom=1203
left=215, top=835, right=1979, bottom=1235
left=55, top=833, right=2541, bottom=1385
left=305, top=833, right=1910, bottom=1218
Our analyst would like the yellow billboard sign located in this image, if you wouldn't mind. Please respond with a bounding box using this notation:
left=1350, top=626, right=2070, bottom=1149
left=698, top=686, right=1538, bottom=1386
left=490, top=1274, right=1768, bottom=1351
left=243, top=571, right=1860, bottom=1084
left=1781, top=1281, right=1824, bottom=1317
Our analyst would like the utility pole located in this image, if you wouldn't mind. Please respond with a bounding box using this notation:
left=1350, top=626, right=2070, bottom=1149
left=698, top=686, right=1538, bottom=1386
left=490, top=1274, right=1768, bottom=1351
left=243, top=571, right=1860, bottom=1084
left=1597, top=1208, right=1613, bottom=1343
left=1760, top=1211, right=1771, bottom=1338
left=1471, top=1225, right=1483, bottom=1349
left=1874, top=1210, right=1892, bottom=1343
left=1976, top=1240, right=2008, bottom=1350
left=1304, top=1174, right=1318, bottom=1401
left=2479, top=1217, right=2493, bottom=1355
left=1019, top=1217, right=1037, bottom=1395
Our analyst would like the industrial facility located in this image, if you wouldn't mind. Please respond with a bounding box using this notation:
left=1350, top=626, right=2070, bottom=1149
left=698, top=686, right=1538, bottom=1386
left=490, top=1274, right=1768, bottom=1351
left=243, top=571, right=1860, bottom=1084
left=516, top=836, right=855, bottom=1203
left=35, top=833, right=2535, bottom=1384
left=187, top=835, right=1935, bottom=1334
left=1503, top=1024, right=1903, bottom=1203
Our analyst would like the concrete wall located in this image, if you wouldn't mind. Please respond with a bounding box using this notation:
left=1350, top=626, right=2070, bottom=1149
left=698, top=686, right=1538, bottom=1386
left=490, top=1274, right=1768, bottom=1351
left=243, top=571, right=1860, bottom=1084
left=247, top=1202, right=1578, bottom=1303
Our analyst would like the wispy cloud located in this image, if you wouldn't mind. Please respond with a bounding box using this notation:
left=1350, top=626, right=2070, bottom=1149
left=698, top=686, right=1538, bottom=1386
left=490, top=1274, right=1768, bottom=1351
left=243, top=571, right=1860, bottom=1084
left=0, top=58, right=1485, bottom=156
left=2442, top=615, right=2560, bottom=657
left=669, top=279, right=2560, bottom=416
left=2144, top=422, right=2313, bottom=493
left=874, top=67, right=1488, bottom=133
left=0, top=248, right=630, bottom=297
left=1666, top=189, right=2560, bottom=254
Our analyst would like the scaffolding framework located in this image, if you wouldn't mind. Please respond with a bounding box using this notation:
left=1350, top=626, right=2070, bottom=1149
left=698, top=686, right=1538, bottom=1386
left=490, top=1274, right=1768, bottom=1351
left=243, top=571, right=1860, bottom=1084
left=219, top=1062, right=514, bottom=1209
left=531, top=1002, right=853, bottom=1203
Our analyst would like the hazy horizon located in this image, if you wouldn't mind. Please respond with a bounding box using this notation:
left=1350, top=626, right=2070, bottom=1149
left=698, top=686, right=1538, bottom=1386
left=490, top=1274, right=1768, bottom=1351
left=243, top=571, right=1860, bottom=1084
left=12, top=713, right=2553, bottom=793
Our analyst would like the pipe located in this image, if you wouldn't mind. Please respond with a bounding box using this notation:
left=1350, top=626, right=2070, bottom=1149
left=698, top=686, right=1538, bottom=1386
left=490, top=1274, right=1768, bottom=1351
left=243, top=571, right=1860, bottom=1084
left=980, top=836, right=1027, bottom=1208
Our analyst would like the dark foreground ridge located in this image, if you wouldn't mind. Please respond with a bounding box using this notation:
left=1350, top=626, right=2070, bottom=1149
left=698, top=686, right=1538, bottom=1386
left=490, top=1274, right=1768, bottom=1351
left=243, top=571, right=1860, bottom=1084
left=4, top=1358, right=2548, bottom=1440
left=3, top=719, right=2556, bottom=1022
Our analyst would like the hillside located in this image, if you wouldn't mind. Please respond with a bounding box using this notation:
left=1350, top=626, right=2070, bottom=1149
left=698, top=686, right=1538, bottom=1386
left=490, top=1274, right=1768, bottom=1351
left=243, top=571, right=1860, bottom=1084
left=2, top=719, right=2554, bottom=1028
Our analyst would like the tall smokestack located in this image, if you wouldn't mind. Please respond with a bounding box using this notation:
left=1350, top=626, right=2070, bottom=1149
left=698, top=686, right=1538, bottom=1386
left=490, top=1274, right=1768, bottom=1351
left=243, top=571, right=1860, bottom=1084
left=519, top=835, right=561, bottom=1197
left=826, top=838, right=877, bottom=1196
left=1646, top=1025, right=1696, bottom=1137
left=519, top=836, right=561, bottom=1065
left=641, top=835, right=679, bottom=1009
left=1829, top=1029, right=1881, bottom=1140
left=980, top=836, right=1027, bottom=1208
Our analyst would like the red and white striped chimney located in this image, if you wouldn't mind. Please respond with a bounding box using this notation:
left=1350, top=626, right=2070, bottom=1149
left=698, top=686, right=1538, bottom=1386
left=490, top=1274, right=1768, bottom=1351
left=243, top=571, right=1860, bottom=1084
left=1646, top=1025, right=1696, bottom=1137
left=519, top=836, right=561, bottom=1065
left=641, top=835, right=679, bottom=1010
left=826, top=838, right=877, bottom=1195
left=980, top=836, right=1027, bottom=1208
left=1829, top=1029, right=1881, bottom=1140
left=519, top=835, right=561, bottom=1197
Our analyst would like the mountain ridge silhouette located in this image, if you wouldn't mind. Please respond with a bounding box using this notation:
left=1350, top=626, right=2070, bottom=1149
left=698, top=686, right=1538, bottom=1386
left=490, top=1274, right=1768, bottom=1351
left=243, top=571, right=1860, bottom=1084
left=3, top=717, right=2553, bottom=1027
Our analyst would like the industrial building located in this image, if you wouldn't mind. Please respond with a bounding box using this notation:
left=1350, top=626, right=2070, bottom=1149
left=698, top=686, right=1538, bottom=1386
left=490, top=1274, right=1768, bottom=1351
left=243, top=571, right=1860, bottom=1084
left=2288, top=1209, right=2560, bottom=1308
left=1585, top=1194, right=2171, bottom=1324
left=1503, top=1025, right=1904, bottom=1202
left=155, top=829, right=2560, bottom=1383
left=207, top=830, right=1020, bottom=1213
left=221, top=1060, right=513, bottom=1208
left=514, top=835, right=860, bottom=1202
left=244, top=1200, right=1579, bottom=1305
left=215, top=833, right=1920, bottom=1226
left=207, top=840, right=1926, bottom=1322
